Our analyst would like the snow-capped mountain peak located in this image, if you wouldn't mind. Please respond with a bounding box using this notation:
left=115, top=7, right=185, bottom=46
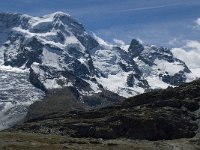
left=0, top=12, right=197, bottom=129
left=0, top=12, right=196, bottom=96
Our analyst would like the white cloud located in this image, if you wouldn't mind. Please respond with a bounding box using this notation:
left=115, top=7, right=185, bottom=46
left=172, top=40, right=200, bottom=77
left=185, top=40, right=200, bottom=50
left=113, top=39, right=125, bottom=46
left=196, top=18, right=200, bottom=26
left=172, top=40, right=200, bottom=69
left=113, top=38, right=129, bottom=51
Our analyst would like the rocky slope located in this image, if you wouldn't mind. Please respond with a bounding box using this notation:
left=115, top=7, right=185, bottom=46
left=0, top=12, right=198, bottom=129
left=10, top=79, right=200, bottom=141
left=25, top=87, right=124, bottom=121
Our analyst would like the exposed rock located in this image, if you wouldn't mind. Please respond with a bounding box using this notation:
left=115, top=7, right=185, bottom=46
left=81, top=90, right=124, bottom=107
left=128, top=39, right=144, bottom=58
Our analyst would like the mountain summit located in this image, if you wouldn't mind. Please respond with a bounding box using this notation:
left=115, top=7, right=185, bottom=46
left=0, top=12, right=197, bottom=129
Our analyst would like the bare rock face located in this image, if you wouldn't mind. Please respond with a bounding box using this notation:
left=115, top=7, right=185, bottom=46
left=128, top=39, right=144, bottom=58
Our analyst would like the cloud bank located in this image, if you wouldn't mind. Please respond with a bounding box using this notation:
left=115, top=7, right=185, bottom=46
left=170, top=17, right=200, bottom=77
left=172, top=40, right=200, bottom=77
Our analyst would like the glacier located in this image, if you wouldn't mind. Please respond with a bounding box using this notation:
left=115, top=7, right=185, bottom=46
left=0, top=65, right=44, bottom=130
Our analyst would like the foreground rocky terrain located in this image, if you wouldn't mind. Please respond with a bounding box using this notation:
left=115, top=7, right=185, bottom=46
left=0, top=79, right=199, bottom=149
left=0, top=132, right=199, bottom=150
left=9, top=79, right=200, bottom=140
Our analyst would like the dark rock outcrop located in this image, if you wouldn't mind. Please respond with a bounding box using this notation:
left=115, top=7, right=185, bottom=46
left=128, top=39, right=144, bottom=58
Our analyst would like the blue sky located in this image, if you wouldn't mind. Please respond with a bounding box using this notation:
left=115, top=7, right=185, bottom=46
left=0, top=0, right=200, bottom=47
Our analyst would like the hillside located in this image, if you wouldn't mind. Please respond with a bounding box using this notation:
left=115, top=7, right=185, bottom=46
left=8, top=79, right=200, bottom=141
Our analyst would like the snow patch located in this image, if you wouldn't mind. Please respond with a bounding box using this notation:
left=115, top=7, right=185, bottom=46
left=154, top=58, right=184, bottom=76
left=96, top=72, right=144, bottom=97
left=43, top=78, right=62, bottom=89
left=146, top=75, right=171, bottom=89
left=42, top=48, right=61, bottom=69
left=0, top=65, right=28, bottom=73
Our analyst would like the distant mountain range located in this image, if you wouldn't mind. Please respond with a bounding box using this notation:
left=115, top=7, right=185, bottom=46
left=0, top=12, right=198, bottom=129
